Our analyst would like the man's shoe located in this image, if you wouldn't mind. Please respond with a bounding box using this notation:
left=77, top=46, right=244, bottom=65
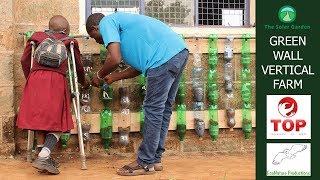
left=32, top=157, right=60, bottom=175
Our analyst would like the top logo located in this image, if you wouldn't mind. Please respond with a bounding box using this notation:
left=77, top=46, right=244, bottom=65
left=278, top=97, right=298, bottom=118
left=278, top=6, right=296, bottom=23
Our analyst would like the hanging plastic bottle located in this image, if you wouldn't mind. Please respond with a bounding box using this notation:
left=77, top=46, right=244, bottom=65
left=82, top=124, right=91, bottom=143
left=241, top=69, right=252, bottom=103
left=176, top=72, right=186, bottom=104
left=100, top=83, right=113, bottom=109
left=207, top=69, right=218, bottom=104
left=60, top=133, right=71, bottom=148
left=224, top=36, right=235, bottom=130
left=208, top=34, right=218, bottom=69
left=80, top=87, right=92, bottom=113
left=192, top=31, right=205, bottom=140
left=139, top=105, right=144, bottom=135
left=209, top=105, right=219, bottom=142
left=118, top=85, right=131, bottom=147
left=25, top=30, right=35, bottom=42
left=100, top=45, right=108, bottom=64
left=194, top=101, right=205, bottom=140
left=192, top=67, right=204, bottom=102
left=207, top=34, right=219, bottom=142
left=177, top=104, right=187, bottom=142
left=241, top=34, right=251, bottom=69
left=242, top=103, right=252, bottom=140
left=241, top=34, right=252, bottom=139
left=137, top=74, right=146, bottom=135
left=100, top=109, right=113, bottom=151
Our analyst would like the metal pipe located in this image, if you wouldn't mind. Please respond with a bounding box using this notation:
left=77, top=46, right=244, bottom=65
left=69, top=41, right=87, bottom=170
left=26, top=41, right=36, bottom=162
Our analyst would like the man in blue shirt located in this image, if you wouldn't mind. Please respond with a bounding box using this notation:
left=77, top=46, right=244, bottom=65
left=86, top=12, right=188, bottom=176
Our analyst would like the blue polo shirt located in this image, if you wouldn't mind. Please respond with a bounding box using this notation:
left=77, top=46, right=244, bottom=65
left=99, top=13, right=188, bottom=75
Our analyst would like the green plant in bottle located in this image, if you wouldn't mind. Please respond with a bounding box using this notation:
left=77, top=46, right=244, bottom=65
left=140, top=105, right=144, bottom=135
left=176, top=104, right=187, bottom=142
left=241, top=34, right=252, bottom=140
left=208, top=34, right=218, bottom=69
left=242, top=103, right=252, bottom=140
left=100, top=109, right=113, bottom=151
left=100, top=45, right=108, bottom=64
left=241, top=34, right=251, bottom=69
left=207, top=34, right=219, bottom=142
left=209, top=105, right=219, bottom=142
left=60, top=133, right=71, bottom=148
left=25, top=31, right=35, bottom=41
left=100, top=83, right=113, bottom=109
left=176, top=72, right=186, bottom=104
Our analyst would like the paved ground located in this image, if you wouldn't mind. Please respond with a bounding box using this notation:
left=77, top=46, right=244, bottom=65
left=0, top=153, right=255, bottom=180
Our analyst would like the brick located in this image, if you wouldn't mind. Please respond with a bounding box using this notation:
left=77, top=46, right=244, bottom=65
left=0, top=87, right=14, bottom=115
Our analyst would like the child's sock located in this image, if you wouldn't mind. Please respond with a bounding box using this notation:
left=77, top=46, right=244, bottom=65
left=38, top=133, right=59, bottom=159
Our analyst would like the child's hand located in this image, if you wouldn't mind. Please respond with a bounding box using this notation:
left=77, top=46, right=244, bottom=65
left=91, top=75, right=103, bottom=87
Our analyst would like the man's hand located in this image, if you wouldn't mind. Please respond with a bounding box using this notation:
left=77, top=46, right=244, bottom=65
left=91, top=75, right=103, bottom=87
left=104, top=74, right=116, bottom=85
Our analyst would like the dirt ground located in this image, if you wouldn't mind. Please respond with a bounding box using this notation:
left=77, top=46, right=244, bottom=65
left=0, top=153, right=255, bottom=180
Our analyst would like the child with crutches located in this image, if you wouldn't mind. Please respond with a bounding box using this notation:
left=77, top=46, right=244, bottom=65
left=17, top=15, right=89, bottom=174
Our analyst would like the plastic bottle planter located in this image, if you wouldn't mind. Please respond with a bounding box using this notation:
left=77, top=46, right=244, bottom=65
left=241, top=34, right=251, bottom=69
left=241, top=69, right=252, bottom=103
left=209, top=105, right=219, bottom=142
left=119, top=87, right=131, bottom=147
left=118, top=126, right=130, bottom=147
left=207, top=34, right=219, bottom=142
left=100, top=45, right=108, bottom=64
left=177, top=104, right=187, bottom=142
left=137, top=75, right=146, bottom=135
left=138, top=74, right=146, bottom=97
left=100, top=109, right=113, bottom=151
left=226, top=108, right=235, bottom=129
left=176, top=72, right=186, bottom=104
left=120, top=87, right=130, bottom=108
left=100, top=83, right=113, bottom=109
left=224, top=37, right=235, bottom=130
left=193, top=102, right=205, bottom=140
left=192, top=67, right=205, bottom=140
left=176, top=71, right=186, bottom=141
left=81, top=124, right=91, bottom=143
left=25, top=31, right=35, bottom=42
left=140, top=106, right=144, bottom=135
left=242, top=103, right=252, bottom=140
left=208, top=34, right=218, bottom=69
left=207, top=70, right=218, bottom=104
left=82, top=54, right=93, bottom=71
left=80, top=87, right=92, bottom=113
left=241, top=34, right=252, bottom=140
left=60, top=133, right=71, bottom=148
left=192, top=67, right=204, bottom=102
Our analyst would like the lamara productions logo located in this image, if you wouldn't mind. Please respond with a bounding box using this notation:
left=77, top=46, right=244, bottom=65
left=278, top=97, right=298, bottom=118
left=278, top=6, right=296, bottom=23
left=267, top=95, right=311, bottom=139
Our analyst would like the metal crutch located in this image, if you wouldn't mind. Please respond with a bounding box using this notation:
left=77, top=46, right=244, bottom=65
left=26, top=41, right=36, bottom=162
left=68, top=41, right=87, bottom=170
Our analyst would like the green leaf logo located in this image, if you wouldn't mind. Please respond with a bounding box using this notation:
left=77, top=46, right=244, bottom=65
left=278, top=6, right=296, bottom=23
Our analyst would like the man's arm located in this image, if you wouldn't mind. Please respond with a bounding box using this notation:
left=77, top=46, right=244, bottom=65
left=104, top=67, right=141, bottom=85
left=92, top=42, right=122, bottom=87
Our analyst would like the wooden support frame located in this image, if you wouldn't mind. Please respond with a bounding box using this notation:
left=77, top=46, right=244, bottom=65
left=70, top=109, right=256, bottom=134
